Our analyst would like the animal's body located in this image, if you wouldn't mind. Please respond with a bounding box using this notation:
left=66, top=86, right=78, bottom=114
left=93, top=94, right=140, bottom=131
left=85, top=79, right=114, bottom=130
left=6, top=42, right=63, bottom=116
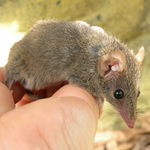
left=5, top=20, right=144, bottom=128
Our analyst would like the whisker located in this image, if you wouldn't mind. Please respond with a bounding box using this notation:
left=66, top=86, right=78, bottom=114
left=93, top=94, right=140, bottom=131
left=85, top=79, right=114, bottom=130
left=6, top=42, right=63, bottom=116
left=136, top=108, right=146, bottom=114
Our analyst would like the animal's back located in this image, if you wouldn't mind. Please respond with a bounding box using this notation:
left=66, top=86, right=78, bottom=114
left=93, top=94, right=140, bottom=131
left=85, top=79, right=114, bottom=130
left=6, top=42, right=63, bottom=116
left=5, top=20, right=96, bottom=90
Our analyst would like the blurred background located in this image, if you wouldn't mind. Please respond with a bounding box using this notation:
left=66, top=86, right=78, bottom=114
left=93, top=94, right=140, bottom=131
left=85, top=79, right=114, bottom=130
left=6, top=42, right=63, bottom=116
left=0, top=0, right=149, bottom=149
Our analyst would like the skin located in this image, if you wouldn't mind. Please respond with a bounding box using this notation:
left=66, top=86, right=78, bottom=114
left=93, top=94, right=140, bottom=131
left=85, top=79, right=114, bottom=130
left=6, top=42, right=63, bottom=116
left=0, top=68, right=100, bottom=150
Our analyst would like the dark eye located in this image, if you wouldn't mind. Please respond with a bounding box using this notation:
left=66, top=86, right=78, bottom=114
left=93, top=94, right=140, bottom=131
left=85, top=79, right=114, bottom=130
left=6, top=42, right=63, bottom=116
left=114, top=89, right=124, bottom=99
left=137, top=91, right=140, bottom=97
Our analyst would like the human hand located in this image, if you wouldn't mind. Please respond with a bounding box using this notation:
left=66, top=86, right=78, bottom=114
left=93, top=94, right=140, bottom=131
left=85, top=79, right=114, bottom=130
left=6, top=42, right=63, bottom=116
left=0, top=69, right=101, bottom=150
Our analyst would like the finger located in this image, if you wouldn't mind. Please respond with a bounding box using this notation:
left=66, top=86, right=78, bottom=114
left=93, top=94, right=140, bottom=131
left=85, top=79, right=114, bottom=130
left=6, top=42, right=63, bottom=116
left=0, top=68, right=5, bottom=82
left=52, top=84, right=100, bottom=117
left=16, top=94, right=34, bottom=107
left=0, top=68, right=25, bottom=104
left=0, top=82, right=15, bottom=115
left=0, top=86, right=100, bottom=149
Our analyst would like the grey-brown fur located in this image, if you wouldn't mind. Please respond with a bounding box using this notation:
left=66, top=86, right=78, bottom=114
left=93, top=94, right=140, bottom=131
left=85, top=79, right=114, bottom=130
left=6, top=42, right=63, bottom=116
left=5, top=20, right=142, bottom=127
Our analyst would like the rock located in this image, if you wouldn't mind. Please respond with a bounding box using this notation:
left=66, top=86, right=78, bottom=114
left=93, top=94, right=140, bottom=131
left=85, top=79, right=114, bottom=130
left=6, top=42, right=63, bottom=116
left=0, top=0, right=148, bottom=41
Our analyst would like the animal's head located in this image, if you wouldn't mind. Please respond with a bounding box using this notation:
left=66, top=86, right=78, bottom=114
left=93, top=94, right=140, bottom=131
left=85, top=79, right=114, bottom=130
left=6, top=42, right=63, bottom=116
left=98, top=45, right=145, bottom=128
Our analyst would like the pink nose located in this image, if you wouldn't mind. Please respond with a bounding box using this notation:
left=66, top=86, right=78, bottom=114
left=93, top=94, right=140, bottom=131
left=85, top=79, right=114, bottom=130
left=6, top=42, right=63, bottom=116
left=126, top=120, right=135, bottom=128
left=123, top=117, right=135, bottom=128
left=119, top=108, right=135, bottom=128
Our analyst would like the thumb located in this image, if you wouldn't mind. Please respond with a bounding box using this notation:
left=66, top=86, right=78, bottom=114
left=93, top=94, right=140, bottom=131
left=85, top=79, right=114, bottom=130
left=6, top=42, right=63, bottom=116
left=0, top=85, right=100, bottom=150
left=52, top=84, right=100, bottom=118
left=0, top=82, right=15, bottom=115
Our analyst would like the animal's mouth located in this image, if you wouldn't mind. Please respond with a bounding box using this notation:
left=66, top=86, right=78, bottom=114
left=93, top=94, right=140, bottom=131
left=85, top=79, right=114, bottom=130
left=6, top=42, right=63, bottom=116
left=10, top=81, right=69, bottom=103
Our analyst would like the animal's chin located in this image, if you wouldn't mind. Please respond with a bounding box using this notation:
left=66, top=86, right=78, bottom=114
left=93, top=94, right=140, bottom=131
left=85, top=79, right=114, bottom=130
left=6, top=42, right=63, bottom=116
left=9, top=81, right=69, bottom=103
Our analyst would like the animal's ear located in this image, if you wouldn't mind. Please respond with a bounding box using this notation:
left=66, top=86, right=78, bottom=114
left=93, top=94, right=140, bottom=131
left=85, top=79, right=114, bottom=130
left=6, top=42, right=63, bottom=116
left=98, top=50, right=126, bottom=77
left=135, top=46, right=145, bottom=65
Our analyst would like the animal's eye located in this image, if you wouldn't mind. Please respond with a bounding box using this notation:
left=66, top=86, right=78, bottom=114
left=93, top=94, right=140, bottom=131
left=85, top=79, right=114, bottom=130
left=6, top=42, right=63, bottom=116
left=137, top=91, right=140, bottom=97
left=114, top=89, right=124, bottom=99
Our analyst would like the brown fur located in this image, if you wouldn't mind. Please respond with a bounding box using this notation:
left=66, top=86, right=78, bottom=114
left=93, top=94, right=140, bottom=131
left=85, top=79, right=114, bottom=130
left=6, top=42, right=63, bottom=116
left=5, top=20, right=144, bottom=127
